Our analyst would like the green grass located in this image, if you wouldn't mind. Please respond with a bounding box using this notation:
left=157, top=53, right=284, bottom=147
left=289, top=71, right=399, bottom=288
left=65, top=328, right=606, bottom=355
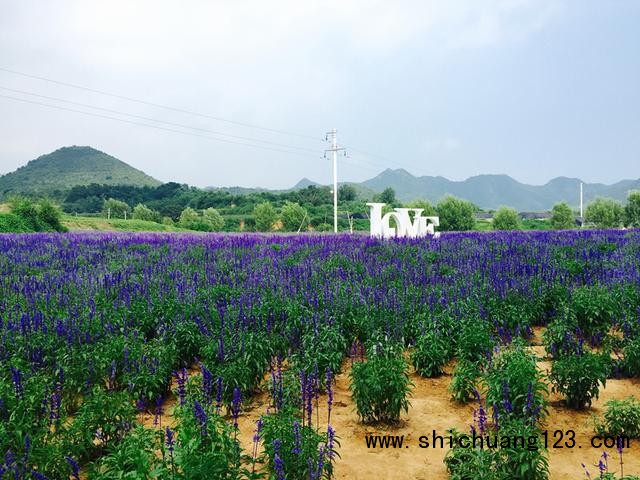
left=61, top=215, right=194, bottom=232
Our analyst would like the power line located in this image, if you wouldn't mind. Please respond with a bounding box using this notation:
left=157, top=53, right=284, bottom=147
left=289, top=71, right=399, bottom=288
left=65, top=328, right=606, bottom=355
left=0, top=94, right=320, bottom=159
left=0, top=86, right=320, bottom=154
left=0, top=67, right=325, bottom=142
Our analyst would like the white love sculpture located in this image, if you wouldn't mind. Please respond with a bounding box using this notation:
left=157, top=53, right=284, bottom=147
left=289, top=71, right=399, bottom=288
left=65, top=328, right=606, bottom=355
left=367, top=203, right=440, bottom=239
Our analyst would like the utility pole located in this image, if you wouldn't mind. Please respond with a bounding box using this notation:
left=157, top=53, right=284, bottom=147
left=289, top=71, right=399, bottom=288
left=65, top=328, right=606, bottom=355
left=580, top=182, right=584, bottom=224
left=325, top=129, right=345, bottom=233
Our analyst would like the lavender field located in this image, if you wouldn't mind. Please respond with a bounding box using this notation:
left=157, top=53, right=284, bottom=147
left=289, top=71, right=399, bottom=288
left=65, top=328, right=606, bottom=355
left=2, top=230, right=640, bottom=479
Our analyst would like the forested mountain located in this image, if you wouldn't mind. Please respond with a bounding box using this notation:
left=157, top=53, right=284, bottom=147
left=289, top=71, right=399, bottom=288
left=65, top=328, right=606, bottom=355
left=0, top=146, right=160, bottom=198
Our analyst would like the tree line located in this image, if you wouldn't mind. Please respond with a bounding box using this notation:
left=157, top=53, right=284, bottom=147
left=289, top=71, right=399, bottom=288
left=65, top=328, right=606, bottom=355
left=5, top=181, right=640, bottom=233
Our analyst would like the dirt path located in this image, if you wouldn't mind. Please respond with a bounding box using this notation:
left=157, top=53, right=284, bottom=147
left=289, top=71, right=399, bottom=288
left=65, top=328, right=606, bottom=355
left=142, top=342, right=640, bottom=479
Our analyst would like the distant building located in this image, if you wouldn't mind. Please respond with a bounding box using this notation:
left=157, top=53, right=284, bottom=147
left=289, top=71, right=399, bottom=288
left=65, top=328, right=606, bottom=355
left=519, top=212, right=552, bottom=220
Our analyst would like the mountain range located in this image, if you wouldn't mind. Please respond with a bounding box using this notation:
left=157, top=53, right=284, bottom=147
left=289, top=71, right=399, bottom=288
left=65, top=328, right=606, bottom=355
left=351, top=168, right=640, bottom=210
left=1, top=146, right=638, bottom=211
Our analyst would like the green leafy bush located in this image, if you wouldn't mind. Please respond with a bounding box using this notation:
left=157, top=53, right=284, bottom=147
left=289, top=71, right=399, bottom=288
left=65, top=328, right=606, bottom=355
left=549, top=352, right=610, bottom=409
left=543, top=318, right=581, bottom=359
left=571, top=285, right=616, bottom=338
left=449, top=359, right=482, bottom=403
left=68, top=387, right=137, bottom=460
left=171, top=400, right=244, bottom=479
left=260, top=411, right=338, bottom=479
left=411, top=330, right=451, bottom=377
left=594, top=397, right=640, bottom=439
left=349, top=344, right=412, bottom=424
left=492, top=206, right=521, bottom=231
left=485, top=344, right=547, bottom=423
left=444, top=419, right=549, bottom=480
left=623, top=337, right=640, bottom=377
left=456, top=321, right=495, bottom=363
left=88, top=426, right=167, bottom=479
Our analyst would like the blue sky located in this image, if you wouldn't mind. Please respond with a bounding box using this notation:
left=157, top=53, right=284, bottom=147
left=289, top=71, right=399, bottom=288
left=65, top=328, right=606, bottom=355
left=0, top=0, right=638, bottom=188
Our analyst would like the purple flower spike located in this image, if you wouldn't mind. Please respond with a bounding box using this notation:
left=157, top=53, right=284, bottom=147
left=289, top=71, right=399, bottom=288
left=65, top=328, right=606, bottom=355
left=65, top=456, right=80, bottom=480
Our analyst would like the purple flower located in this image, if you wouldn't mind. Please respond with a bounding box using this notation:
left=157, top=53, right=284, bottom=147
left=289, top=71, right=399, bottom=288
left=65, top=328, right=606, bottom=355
left=273, top=439, right=285, bottom=480
left=194, top=400, right=208, bottom=437
left=154, top=396, right=164, bottom=426
left=174, top=368, right=188, bottom=406
left=477, top=403, right=487, bottom=435
left=165, top=426, right=175, bottom=454
left=200, top=363, right=214, bottom=406
left=292, top=421, right=302, bottom=455
left=215, top=376, right=224, bottom=413
left=326, top=368, right=334, bottom=424
left=65, top=456, right=80, bottom=480
left=327, top=424, right=336, bottom=460
left=231, top=387, right=242, bottom=429
left=10, top=367, right=23, bottom=398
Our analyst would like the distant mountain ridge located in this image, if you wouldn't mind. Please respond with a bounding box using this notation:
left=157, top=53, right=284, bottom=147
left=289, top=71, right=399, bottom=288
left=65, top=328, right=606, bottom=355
left=2, top=146, right=637, bottom=211
left=0, top=146, right=161, bottom=197
left=292, top=169, right=640, bottom=211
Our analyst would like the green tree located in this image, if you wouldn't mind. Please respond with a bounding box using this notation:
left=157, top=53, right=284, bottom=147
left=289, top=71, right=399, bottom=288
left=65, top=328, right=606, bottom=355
left=178, top=207, right=200, bottom=229
left=436, top=196, right=475, bottom=231
left=281, top=201, right=308, bottom=231
left=375, top=187, right=396, bottom=204
left=624, top=190, right=640, bottom=227
left=102, top=198, right=131, bottom=219
left=202, top=207, right=225, bottom=231
left=37, top=199, right=66, bottom=232
left=585, top=197, right=623, bottom=229
left=405, top=199, right=437, bottom=216
left=550, top=202, right=575, bottom=230
left=132, top=203, right=158, bottom=222
left=338, top=184, right=357, bottom=202
left=492, top=206, right=521, bottom=231
left=253, top=201, right=277, bottom=232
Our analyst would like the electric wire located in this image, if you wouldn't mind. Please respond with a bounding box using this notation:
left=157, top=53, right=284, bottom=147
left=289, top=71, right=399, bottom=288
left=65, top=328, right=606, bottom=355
left=0, top=67, right=325, bottom=142
left=0, top=86, right=320, bottom=153
left=0, top=94, right=319, bottom=159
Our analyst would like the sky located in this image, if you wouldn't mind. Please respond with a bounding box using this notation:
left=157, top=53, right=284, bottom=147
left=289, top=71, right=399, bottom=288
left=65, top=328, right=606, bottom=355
left=0, top=0, right=638, bottom=189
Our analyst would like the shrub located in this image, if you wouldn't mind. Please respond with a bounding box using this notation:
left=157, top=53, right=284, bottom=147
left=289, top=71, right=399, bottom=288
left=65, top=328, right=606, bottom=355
left=543, top=318, right=581, bottom=358
left=492, top=206, right=521, bottom=231
left=171, top=400, right=243, bottom=479
left=132, top=203, right=159, bottom=222
left=485, top=345, right=548, bottom=423
left=585, top=197, right=624, bottom=229
left=412, top=330, right=451, bottom=377
left=260, top=412, right=338, bottom=480
left=456, top=321, right=495, bottom=363
left=436, top=195, right=475, bottom=231
left=102, top=198, right=130, bottom=219
left=594, top=397, right=640, bottom=439
left=68, top=387, right=137, bottom=460
left=292, top=326, right=348, bottom=384
left=37, top=199, right=67, bottom=231
left=202, top=207, right=225, bottom=231
left=550, top=202, right=574, bottom=230
left=624, top=190, right=640, bottom=227
left=449, top=359, right=482, bottom=403
left=571, top=285, right=616, bottom=339
left=444, top=418, right=549, bottom=480
left=0, top=213, right=30, bottom=232
left=88, top=425, right=166, bottom=479
left=623, top=338, right=640, bottom=377
left=253, top=201, right=277, bottom=232
left=349, top=344, right=412, bottom=424
left=549, top=352, right=610, bottom=409
left=281, top=201, right=309, bottom=231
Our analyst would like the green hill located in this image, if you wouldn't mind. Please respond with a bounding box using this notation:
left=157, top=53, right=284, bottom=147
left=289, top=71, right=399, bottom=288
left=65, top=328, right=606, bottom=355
left=0, top=146, right=161, bottom=198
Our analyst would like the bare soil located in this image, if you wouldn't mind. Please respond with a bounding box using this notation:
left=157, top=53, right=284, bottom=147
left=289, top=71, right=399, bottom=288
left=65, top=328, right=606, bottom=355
left=139, top=333, right=640, bottom=480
